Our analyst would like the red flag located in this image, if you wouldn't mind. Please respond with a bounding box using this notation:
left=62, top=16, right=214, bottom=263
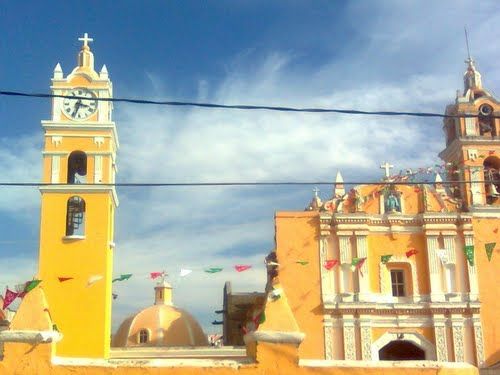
left=489, top=150, right=496, bottom=155
left=2, top=289, right=19, bottom=310
left=150, top=272, right=164, bottom=280
left=58, top=277, right=73, bottom=282
left=414, top=187, right=421, bottom=193
left=323, top=259, right=338, bottom=270
left=235, top=265, right=252, bottom=272
left=494, top=228, right=499, bottom=234
left=406, top=248, right=418, bottom=258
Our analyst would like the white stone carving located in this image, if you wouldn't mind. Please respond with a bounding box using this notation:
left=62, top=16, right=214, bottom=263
left=355, top=233, right=370, bottom=300
left=464, top=234, right=479, bottom=301
left=360, top=326, right=372, bottom=360
left=371, top=332, right=436, bottom=361
left=452, top=324, right=465, bottom=362
left=434, top=324, right=448, bottom=361
left=94, top=136, right=105, bottom=147
left=472, top=321, right=485, bottom=367
left=467, top=149, right=478, bottom=161
left=323, top=319, right=333, bottom=360
left=343, top=325, right=356, bottom=360
left=51, top=136, right=62, bottom=147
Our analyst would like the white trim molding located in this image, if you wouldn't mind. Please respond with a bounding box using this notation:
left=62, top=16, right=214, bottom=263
left=243, top=331, right=305, bottom=346
left=371, top=331, right=436, bottom=361
left=0, top=330, right=62, bottom=343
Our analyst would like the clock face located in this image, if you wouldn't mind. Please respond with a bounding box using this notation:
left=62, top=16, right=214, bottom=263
left=62, top=88, right=97, bottom=120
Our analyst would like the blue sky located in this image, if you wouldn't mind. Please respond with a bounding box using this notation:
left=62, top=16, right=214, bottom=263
left=1, top=1, right=499, bottom=333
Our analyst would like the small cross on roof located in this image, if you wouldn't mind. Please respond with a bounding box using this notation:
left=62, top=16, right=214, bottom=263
left=78, top=33, right=93, bottom=48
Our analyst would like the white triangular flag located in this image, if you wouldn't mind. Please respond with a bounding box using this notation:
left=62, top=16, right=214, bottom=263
left=179, top=269, right=192, bottom=277
left=87, top=275, right=103, bottom=287
left=436, top=249, right=449, bottom=265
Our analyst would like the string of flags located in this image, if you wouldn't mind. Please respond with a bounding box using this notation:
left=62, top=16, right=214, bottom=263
left=2, top=279, right=41, bottom=310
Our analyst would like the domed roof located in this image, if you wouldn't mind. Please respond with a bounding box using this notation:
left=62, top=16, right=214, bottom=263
left=112, top=281, right=208, bottom=347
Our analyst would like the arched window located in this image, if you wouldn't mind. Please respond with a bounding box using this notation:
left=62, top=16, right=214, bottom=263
left=66, top=196, right=85, bottom=236
left=484, top=156, right=500, bottom=204
left=138, top=329, right=149, bottom=344
left=67, top=151, right=87, bottom=184
left=478, top=104, right=496, bottom=137
left=379, top=340, right=425, bottom=360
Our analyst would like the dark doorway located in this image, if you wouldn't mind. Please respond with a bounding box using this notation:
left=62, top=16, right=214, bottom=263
left=379, top=340, right=425, bottom=360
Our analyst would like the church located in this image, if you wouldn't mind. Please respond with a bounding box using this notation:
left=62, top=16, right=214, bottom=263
left=0, top=34, right=498, bottom=374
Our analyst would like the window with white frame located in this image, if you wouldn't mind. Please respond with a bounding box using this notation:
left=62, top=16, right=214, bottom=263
left=390, top=269, right=405, bottom=297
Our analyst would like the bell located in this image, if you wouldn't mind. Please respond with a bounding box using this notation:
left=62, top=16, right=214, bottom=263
left=488, top=183, right=500, bottom=197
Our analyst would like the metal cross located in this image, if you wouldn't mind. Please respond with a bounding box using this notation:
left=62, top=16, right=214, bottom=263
left=78, top=33, right=94, bottom=48
left=313, top=187, right=320, bottom=197
left=380, top=162, right=394, bottom=178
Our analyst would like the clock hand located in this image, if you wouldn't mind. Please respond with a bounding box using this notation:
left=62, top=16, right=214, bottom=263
left=72, top=100, right=82, bottom=117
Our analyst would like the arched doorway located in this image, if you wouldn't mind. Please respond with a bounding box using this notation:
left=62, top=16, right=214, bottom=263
left=379, top=340, right=425, bottom=360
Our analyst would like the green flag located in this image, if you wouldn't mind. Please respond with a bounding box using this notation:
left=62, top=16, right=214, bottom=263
left=258, top=311, right=266, bottom=324
left=112, top=274, right=132, bottom=283
left=24, top=279, right=42, bottom=293
left=485, top=242, right=496, bottom=262
left=295, top=260, right=309, bottom=266
left=204, top=267, right=223, bottom=273
left=464, top=245, right=475, bottom=266
left=381, top=254, right=393, bottom=264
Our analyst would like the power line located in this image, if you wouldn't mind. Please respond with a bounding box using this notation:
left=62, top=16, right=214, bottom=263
left=0, top=180, right=495, bottom=187
left=0, top=90, right=497, bottom=119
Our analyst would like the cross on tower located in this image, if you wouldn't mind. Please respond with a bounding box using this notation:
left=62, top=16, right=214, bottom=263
left=78, top=33, right=93, bottom=48
left=313, top=187, right=320, bottom=197
left=380, top=162, right=394, bottom=178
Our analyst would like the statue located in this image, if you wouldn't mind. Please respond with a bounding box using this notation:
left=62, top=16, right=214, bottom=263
left=385, top=191, right=401, bottom=213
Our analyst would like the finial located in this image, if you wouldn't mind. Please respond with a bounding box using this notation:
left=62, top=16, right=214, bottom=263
left=53, top=63, right=63, bottom=79
left=380, top=162, right=394, bottom=179
left=78, top=33, right=94, bottom=49
left=334, top=171, right=345, bottom=197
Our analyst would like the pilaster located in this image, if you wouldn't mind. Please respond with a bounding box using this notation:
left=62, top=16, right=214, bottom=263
left=323, top=315, right=333, bottom=360
left=359, top=317, right=372, bottom=360
left=451, top=315, right=465, bottom=362
left=426, top=234, right=444, bottom=301
left=464, top=233, right=479, bottom=301
left=338, top=231, right=353, bottom=301
left=472, top=314, right=485, bottom=367
left=342, top=315, right=356, bottom=360
left=355, top=231, right=370, bottom=301
left=433, top=314, right=449, bottom=362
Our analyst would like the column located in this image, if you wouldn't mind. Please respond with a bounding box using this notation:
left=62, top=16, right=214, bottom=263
left=355, top=231, right=370, bottom=301
left=464, top=234, right=479, bottom=301
left=426, top=234, right=444, bottom=301
left=342, top=315, right=356, bottom=360
left=323, top=315, right=333, bottom=360
left=338, top=232, right=353, bottom=301
left=359, top=316, right=372, bottom=360
left=51, top=155, right=60, bottom=183
left=471, top=314, right=485, bottom=367
left=469, top=167, right=484, bottom=205
left=433, top=314, right=449, bottom=362
left=451, top=315, right=465, bottom=362
left=94, top=155, right=103, bottom=183
left=443, top=234, right=456, bottom=294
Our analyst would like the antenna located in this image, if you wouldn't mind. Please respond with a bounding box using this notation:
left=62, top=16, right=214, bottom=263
left=464, top=26, right=472, bottom=61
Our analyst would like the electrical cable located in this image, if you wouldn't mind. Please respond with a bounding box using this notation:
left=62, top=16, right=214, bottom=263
left=0, top=180, right=496, bottom=187
left=1, top=90, right=498, bottom=119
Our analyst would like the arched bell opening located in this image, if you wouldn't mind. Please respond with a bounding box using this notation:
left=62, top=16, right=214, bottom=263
left=484, top=156, right=500, bottom=204
left=67, top=151, right=87, bottom=184
left=379, top=340, right=426, bottom=361
left=478, top=104, right=496, bottom=137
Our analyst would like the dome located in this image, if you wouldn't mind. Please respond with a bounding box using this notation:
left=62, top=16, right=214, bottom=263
left=112, top=281, right=208, bottom=347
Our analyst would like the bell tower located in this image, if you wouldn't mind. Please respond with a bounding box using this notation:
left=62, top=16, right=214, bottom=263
left=439, top=57, right=500, bottom=211
left=38, top=33, right=118, bottom=358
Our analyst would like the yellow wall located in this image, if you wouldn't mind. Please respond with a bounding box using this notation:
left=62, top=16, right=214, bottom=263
left=473, top=217, right=500, bottom=366
left=38, top=192, right=114, bottom=358
left=274, top=211, right=325, bottom=359
left=368, top=234, right=430, bottom=294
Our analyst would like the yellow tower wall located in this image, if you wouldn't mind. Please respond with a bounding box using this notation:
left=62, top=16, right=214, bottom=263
left=38, top=192, right=115, bottom=358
